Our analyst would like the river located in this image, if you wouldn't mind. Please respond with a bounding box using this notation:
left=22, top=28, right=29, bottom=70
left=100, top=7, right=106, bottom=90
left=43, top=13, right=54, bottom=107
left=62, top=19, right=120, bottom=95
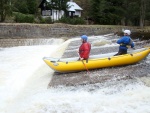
left=0, top=36, right=150, bottom=113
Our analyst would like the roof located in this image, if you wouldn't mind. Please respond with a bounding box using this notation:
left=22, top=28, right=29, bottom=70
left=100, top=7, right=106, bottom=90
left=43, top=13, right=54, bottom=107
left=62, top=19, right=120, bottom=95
left=67, top=2, right=83, bottom=11
left=46, top=0, right=50, bottom=2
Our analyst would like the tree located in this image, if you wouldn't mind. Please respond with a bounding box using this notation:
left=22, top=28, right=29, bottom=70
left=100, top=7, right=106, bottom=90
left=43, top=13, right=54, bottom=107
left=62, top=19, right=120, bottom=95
left=90, top=0, right=125, bottom=24
left=105, top=0, right=125, bottom=25
left=90, top=0, right=106, bottom=24
left=13, top=0, right=29, bottom=14
left=0, top=0, right=12, bottom=22
left=13, top=0, right=38, bottom=14
left=54, top=0, right=68, bottom=19
left=47, top=0, right=68, bottom=20
left=74, top=0, right=91, bottom=18
left=89, top=0, right=150, bottom=26
left=145, top=0, right=150, bottom=25
left=140, top=0, right=146, bottom=28
left=27, top=0, right=38, bottom=14
left=61, top=0, right=69, bottom=17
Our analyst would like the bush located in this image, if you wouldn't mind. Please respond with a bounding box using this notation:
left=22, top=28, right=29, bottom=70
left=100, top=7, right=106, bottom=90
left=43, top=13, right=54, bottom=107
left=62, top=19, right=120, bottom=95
left=58, top=17, right=86, bottom=25
left=38, top=16, right=52, bottom=24
left=44, top=17, right=52, bottom=24
left=14, top=12, right=34, bottom=23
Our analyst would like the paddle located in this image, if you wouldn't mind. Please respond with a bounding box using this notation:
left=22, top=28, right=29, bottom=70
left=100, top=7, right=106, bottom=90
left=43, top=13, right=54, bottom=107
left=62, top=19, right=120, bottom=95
left=77, top=52, right=90, bottom=74
left=81, top=59, right=90, bottom=74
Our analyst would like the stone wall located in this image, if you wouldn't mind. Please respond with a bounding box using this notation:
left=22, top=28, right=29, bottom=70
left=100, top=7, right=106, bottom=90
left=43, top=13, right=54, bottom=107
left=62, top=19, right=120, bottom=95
left=0, top=23, right=141, bottom=39
left=0, top=23, right=148, bottom=47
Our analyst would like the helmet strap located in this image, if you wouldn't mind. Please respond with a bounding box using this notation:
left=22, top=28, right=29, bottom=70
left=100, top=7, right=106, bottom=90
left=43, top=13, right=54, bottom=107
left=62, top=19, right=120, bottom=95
left=82, top=40, right=87, bottom=43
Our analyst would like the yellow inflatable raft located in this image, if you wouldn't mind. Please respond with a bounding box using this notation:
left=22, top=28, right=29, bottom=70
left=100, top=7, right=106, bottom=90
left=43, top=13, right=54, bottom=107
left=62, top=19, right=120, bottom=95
left=43, top=47, right=150, bottom=73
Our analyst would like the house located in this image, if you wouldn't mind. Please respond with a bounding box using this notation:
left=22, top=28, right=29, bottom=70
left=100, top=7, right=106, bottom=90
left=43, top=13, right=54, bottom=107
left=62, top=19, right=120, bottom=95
left=38, top=0, right=83, bottom=21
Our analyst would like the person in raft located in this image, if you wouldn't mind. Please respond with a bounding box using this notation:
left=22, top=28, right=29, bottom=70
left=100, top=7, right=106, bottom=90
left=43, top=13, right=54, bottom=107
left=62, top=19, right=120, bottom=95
left=78, top=35, right=91, bottom=60
left=114, top=30, right=135, bottom=56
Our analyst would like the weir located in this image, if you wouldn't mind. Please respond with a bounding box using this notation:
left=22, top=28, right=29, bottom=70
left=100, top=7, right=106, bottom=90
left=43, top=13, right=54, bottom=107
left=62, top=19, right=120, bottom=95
left=1, top=23, right=150, bottom=48
left=0, top=38, right=64, bottom=47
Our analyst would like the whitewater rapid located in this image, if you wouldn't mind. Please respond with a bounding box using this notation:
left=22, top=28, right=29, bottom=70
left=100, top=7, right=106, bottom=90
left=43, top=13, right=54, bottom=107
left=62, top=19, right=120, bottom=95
left=0, top=37, right=150, bottom=113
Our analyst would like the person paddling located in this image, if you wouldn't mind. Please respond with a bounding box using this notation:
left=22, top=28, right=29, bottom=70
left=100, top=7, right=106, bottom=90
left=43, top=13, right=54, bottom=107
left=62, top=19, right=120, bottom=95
left=78, top=35, right=91, bottom=60
left=114, top=30, right=134, bottom=56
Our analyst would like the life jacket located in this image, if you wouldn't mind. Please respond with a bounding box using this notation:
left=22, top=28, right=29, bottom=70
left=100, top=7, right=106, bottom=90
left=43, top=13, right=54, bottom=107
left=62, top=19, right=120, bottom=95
left=79, top=42, right=91, bottom=59
left=117, top=36, right=134, bottom=50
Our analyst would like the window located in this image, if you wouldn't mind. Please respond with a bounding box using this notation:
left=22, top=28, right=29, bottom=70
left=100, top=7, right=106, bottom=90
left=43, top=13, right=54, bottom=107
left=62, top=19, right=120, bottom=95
left=42, top=10, right=52, bottom=16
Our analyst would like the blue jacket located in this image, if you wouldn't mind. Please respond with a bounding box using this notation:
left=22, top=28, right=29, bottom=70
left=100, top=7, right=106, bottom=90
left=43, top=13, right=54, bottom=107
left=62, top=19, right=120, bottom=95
left=117, top=36, right=134, bottom=50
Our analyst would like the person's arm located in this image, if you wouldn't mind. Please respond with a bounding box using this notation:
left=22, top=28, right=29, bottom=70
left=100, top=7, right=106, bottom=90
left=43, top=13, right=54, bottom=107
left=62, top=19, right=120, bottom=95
left=117, top=37, right=124, bottom=44
left=79, top=44, right=84, bottom=60
left=131, top=43, right=134, bottom=48
left=129, top=38, right=134, bottom=48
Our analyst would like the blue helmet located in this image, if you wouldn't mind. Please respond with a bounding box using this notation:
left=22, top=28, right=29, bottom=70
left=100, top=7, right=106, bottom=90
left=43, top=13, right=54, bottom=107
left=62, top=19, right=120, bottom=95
left=81, top=35, right=88, bottom=41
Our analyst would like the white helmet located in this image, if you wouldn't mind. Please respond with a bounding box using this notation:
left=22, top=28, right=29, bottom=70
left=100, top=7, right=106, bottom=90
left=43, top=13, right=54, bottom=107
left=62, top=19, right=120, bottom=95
left=123, top=30, right=131, bottom=35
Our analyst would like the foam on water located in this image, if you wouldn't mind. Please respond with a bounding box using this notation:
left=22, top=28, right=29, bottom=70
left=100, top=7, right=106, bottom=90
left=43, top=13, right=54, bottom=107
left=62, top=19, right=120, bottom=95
left=0, top=38, right=150, bottom=113
left=7, top=80, right=150, bottom=113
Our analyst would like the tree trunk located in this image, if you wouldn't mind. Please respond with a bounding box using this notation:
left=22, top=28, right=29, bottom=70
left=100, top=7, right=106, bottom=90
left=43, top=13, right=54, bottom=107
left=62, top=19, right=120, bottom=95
left=0, top=0, right=4, bottom=22
left=121, top=17, right=125, bottom=26
left=140, top=0, right=146, bottom=28
left=0, top=0, right=11, bottom=22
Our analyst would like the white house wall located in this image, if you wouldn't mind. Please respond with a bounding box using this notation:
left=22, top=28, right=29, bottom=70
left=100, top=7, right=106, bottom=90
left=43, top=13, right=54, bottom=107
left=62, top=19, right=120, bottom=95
left=42, top=10, right=64, bottom=21
left=75, top=10, right=81, bottom=17
left=51, top=10, right=64, bottom=20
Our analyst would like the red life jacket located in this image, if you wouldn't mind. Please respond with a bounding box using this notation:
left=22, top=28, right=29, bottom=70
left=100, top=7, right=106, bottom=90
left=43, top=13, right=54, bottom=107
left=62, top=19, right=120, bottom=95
left=79, top=42, right=91, bottom=59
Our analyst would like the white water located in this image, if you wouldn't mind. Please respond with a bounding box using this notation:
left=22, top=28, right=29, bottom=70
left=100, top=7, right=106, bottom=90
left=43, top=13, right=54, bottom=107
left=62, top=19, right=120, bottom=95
left=0, top=38, right=150, bottom=113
